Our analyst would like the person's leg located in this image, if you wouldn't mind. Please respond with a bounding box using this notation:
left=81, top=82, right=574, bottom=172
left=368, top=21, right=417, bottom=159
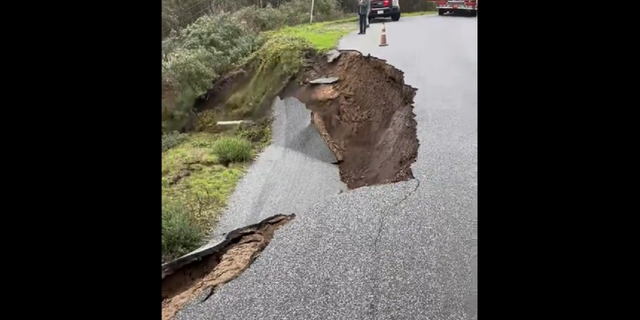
left=358, top=14, right=365, bottom=34
left=366, top=12, right=370, bottom=28
left=363, top=14, right=367, bottom=33
left=362, top=14, right=367, bottom=34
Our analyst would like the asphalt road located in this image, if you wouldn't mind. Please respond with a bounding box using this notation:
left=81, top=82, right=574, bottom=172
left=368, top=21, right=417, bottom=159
left=204, top=97, right=347, bottom=247
left=176, top=15, right=477, bottom=320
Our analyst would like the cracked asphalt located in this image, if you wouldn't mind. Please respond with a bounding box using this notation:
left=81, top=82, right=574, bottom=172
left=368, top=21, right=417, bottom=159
left=176, top=14, right=477, bottom=320
left=203, top=97, right=347, bottom=248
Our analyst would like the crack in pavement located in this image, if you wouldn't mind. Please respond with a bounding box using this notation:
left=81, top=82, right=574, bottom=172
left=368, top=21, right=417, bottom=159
left=367, top=178, right=421, bottom=319
left=161, top=214, right=295, bottom=320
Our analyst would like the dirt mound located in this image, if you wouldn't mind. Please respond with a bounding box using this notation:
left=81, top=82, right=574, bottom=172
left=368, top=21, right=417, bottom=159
left=161, top=214, right=294, bottom=320
left=284, top=50, right=419, bottom=189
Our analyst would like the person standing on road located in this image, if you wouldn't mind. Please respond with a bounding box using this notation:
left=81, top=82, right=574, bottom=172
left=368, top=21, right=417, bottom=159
left=357, top=0, right=370, bottom=35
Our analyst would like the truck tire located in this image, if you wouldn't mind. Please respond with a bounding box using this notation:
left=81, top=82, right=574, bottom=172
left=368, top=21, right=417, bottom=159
left=438, top=9, right=445, bottom=16
left=470, top=11, right=477, bottom=17
left=391, top=13, right=400, bottom=21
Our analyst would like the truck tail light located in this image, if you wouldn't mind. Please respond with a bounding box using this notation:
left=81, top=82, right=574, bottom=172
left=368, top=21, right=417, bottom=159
left=383, top=0, right=390, bottom=6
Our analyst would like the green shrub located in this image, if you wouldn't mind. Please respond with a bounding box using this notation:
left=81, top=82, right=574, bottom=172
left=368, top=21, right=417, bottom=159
left=238, top=122, right=271, bottom=145
left=212, top=137, right=253, bottom=164
left=162, top=47, right=218, bottom=97
left=163, top=14, right=263, bottom=85
left=162, top=131, right=189, bottom=152
left=161, top=13, right=265, bottom=127
left=235, top=7, right=285, bottom=33
left=162, top=200, right=204, bottom=261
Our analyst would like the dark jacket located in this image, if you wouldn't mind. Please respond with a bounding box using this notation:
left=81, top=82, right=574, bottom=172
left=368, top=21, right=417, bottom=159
left=358, top=0, right=370, bottom=15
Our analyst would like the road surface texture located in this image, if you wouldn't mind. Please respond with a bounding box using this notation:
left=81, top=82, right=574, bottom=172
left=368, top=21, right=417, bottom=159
left=203, top=97, right=347, bottom=248
left=176, top=15, right=477, bottom=320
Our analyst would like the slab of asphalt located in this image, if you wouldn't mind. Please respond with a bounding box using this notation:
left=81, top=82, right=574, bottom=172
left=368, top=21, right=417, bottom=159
left=177, top=180, right=419, bottom=320
left=205, top=97, right=347, bottom=246
left=177, top=15, right=477, bottom=320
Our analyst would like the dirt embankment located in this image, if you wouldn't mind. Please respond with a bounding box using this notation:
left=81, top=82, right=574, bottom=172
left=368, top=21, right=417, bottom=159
left=194, top=50, right=419, bottom=189
left=162, top=214, right=294, bottom=320
left=285, top=51, right=419, bottom=189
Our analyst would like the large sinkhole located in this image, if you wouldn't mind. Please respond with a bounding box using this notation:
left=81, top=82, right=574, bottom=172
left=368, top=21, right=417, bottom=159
left=189, top=49, right=419, bottom=189
left=282, top=50, right=420, bottom=189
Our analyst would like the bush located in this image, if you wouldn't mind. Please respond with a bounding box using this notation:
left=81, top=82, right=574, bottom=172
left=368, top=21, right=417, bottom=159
left=238, top=122, right=271, bottom=145
left=162, top=131, right=190, bottom=152
left=235, top=6, right=286, bottom=32
left=162, top=200, right=204, bottom=261
left=162, top=86, right=199, bottom=132
left=161, top=0, right=346, bottom=133
left=212, top=137, right=253, bottom=164
left=162, top=47, right=218, bottom=97
left=163, top=13, right=263, bottom=80
left=161, top=13, right=265, bottom=132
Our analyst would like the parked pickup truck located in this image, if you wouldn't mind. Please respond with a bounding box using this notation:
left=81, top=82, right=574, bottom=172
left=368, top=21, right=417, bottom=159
left=369, top=0, right=401, bottom=22
left=437, top=0, right=477, bottom=17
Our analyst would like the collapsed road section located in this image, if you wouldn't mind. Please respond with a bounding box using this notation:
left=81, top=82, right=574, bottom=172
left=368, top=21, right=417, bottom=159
left=162, top=49, right=421, bottom=320
left=161, top=214, right=294, bottom=320
left=194, top=49, right=420, bottom=190
left=283, top=50, right=420, bottom=189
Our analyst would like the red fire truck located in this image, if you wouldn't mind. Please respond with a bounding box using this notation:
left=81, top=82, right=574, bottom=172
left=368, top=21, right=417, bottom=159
left=436, top=0, right=478, bottom=17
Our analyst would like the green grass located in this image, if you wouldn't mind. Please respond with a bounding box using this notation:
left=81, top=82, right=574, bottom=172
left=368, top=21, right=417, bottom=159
left=212, top=137, right=254, bottom=164
left=272, top=11, right=437, bottom=52
left=161, top=132, right=258, bottom=262
left=274, top=20, right=358, bottom=52
left=162, top=199, right=205, bottom=261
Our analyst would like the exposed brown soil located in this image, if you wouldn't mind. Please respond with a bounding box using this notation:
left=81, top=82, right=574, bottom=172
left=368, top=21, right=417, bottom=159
left=283, top=50, right=419, bottom=189
left=183, top=49, right=419, bottom=188
left=161, top=214, right=294, bottom=320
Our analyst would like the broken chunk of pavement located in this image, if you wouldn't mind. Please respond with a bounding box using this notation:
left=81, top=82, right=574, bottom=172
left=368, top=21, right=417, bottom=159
left=309, top=77, right=339, bottom=84
left=326, top=49, right=341, bottom=63
left=162, top=214, right=295, bottom=320
left=216, top=120, right=254, bottom=126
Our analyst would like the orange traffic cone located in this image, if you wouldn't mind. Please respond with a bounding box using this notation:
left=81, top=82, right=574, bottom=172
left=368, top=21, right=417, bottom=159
left=379, top=23, right=388, bottom=47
